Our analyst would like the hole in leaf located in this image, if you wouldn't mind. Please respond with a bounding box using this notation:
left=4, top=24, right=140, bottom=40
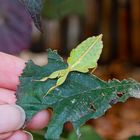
left=109, top=98, right=119, bottom=105
left=89, top=103, right=96, bottom=111
left=65, top=122, right=73, bottom=130
left=117, top=92, right=125, bottom=97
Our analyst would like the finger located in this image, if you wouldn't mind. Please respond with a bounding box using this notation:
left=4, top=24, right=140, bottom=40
left=0, top=132, right=13, bottom=140
left=0, top=105, right=25, bottom=134
left=27, top=110, right=51, bottom=130
left=0, top=52, right=25, bottom=90
left=6, top=131, right=30, bottom=140
left=0, top=88, right=16, bottom=104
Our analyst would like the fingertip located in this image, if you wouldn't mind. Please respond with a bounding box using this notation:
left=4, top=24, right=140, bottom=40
left=0, top=52, right=26, bottom=90
left=0, top=132, right=13, bottom=140
left=0, top=88, right=16, bottom=104
left=0, top=105, right=26, bottom=133
left=5, top=131, right=29, bottom=140
left=27, top=110, right=51, bottom=130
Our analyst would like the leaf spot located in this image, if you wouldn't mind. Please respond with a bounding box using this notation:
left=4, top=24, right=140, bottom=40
left=89, top=103, right=96, bottom=111
left=130, top=89, right=140, bottom=98
left=101, top=93, right=105, bottom=96
left=71, top=99, right=76, bottom=104
left=117, top=92, right=124, bottom=97
left=109, top=98, right=119, bottom=105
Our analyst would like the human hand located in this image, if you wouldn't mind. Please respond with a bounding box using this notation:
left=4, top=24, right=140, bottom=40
left=0, top=52, right=51, bottom=140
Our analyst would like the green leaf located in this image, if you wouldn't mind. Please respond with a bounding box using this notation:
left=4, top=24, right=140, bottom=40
left=20, top=0, right=43, bottom=31
left=42, top=0, right=85, bottom=19
left=129, top=136, right=140, bottom=140
left=68, top=126, right=103, bottom=140
left=16, top=49, right=140, bottom=140
left=38, top=35, right=103, bottom=94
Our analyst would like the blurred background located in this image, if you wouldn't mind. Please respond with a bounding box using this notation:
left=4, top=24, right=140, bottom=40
left=0, top=0, right=140, bottom=139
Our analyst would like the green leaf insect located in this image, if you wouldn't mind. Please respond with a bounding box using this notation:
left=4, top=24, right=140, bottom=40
left=38, top=34, right=103, bottom=94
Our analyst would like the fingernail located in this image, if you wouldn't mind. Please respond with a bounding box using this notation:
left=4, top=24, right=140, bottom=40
left=23, top=131, right=33, bottom=140
left=0, top=104, right=26, bottom=133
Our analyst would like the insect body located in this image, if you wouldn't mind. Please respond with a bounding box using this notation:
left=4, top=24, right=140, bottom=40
left=37, top=35, right=103, bottom=96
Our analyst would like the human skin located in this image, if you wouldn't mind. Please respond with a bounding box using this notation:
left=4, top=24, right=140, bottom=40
left=0, top=52, right=51, bottom=140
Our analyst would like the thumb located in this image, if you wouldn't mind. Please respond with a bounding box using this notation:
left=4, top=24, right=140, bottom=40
left=0, top=104, right=25, bottom=133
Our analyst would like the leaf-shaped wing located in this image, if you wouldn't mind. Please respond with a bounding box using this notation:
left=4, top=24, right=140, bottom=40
left=67, top=34, right=103, bottom=73
left=17, top=50, right=140, bottom=140
left=38, top=35, right=103, bottom=93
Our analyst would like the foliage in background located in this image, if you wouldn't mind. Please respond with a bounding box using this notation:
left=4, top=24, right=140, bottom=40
left=129, top=136, right=140, bottom=140
left=42, top=0, right=85, bottom=19
left=31, top=126, right=103, bottom=140
left=20, top=0, right=85, bottom=31
left=0, top=0, right=85, bottom=54
left=31, top=130, right=46, bottom=140
left=0, top=0, right=32, bottom=54
left=68, top=126, right=103, bottom=140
